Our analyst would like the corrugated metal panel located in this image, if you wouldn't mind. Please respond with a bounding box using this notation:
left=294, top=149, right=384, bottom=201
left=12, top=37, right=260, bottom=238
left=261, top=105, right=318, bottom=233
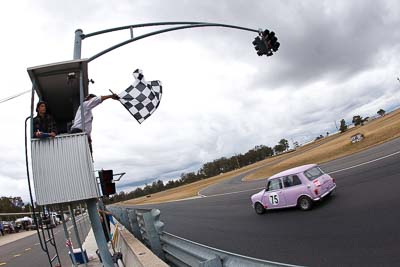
left=31, top=133, right=100, bottom=205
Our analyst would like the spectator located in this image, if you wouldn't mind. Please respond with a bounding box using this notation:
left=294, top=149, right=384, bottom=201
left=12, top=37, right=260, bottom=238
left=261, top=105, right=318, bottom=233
left=8, top=222, right=15, bottom=233
left=33, top=101, right=57, bottom=138
left=0, top=221, right=4, bottom=236
left=98, top=208, right=112, bottom=242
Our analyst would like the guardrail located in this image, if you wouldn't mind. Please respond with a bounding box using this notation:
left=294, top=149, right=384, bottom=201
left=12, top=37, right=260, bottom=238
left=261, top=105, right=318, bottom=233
left=112, top=217, right=168, bottom=267
left=108, top=206, right=301, bottom=267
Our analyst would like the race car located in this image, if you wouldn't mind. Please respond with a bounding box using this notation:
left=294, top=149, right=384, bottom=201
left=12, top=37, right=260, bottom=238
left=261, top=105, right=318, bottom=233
left=251, top=164, right=336, bottom=214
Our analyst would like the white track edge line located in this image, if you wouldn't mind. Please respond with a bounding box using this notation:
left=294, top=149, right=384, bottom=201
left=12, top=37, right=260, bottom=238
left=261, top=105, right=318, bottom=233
left=198, top=150, right=400, bottom=198
left=327, top=150, right=400, bottom=175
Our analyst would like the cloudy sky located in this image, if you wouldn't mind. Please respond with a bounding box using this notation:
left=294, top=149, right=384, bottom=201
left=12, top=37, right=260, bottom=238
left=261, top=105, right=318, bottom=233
left=1, top=0, right=400, bottom=201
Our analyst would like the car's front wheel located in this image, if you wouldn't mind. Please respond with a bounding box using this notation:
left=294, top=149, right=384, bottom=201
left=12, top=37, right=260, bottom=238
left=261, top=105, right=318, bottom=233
left=254, top=202, right=266, bottom=215
left=298, top=196, right=313, bottom=211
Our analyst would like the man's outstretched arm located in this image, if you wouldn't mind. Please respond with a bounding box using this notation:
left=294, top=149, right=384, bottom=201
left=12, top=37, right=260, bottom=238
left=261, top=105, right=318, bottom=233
left=101, top=93, right=119, bottom=101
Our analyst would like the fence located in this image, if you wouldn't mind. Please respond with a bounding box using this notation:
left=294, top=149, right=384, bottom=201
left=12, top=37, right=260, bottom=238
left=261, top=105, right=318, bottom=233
left=108, top=206, right=301, bottom=267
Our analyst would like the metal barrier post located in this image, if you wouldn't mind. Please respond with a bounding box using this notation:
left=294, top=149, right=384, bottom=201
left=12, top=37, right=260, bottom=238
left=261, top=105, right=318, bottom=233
left=137, top=209, right=165, bottom=260
left=127, top=208, right=142, bottom=239
left=119, top=208, right=130, bottom=230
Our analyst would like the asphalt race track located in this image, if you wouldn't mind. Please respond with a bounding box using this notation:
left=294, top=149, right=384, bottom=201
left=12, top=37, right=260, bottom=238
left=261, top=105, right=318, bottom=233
left=130, top=138, right=400, bottom=267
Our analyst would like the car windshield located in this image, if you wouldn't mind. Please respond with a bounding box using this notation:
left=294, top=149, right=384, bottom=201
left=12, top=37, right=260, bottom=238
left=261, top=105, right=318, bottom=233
left=267, top=179, right=282, bottom=191
left=304, top=166, right=324, bottom=180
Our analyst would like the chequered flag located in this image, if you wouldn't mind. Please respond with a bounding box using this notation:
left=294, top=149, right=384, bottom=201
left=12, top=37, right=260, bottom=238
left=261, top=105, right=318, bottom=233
left=118, top=69, right=162, bottom=124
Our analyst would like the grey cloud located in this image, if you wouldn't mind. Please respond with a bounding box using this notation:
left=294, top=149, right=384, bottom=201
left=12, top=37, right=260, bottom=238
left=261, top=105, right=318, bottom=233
left=139, top=1, right=400, bottom=90
left=2, top=0, right=400, bottom=199
left=251, top=1, right=400, bottom=89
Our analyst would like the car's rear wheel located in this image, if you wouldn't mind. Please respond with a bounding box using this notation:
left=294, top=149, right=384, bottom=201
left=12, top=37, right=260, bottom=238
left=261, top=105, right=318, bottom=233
left=254, top=202, right=266, bottom=214
left=298, top=196, right=313, bottom=211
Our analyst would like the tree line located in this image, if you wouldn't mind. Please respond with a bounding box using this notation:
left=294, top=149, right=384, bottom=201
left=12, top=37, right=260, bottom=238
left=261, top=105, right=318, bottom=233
left=106, top=139, right=290, bottom=204
left=339, top=109, right=385, bottom=133
left=0, top=197, right=33, bottom=221
left=0, top=196, right=87, bottom=221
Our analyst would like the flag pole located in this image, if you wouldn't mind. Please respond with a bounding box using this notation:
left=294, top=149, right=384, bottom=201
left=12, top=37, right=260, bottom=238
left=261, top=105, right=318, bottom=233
left=109, top=89, right=122, bottom=102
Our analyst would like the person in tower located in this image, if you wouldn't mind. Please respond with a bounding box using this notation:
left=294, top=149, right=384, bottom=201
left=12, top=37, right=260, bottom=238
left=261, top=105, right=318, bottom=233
left=70, top=93, right=119, bottom=155
left=33, top=101, right=57, bottom=138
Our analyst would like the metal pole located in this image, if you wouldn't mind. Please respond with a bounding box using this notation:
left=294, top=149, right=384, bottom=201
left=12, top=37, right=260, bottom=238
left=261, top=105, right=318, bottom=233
left=88, top=23, right=259, bottom=62
left=84, top=203, right=89, bottom=235
left=98, top=199, right=115, bottom=253
left=74, top=29, right=83, bottom=60
left=79, top=69, right=86, bottom=132
left=74, top=29, right=86, bottom=133
left=86, top=198, right=113, bottom=267
left=30, top=84, right=35, bottom=139
left=60, top=210, right=78, bottom=267
left=77, top=211, right=85, bottom=245
left=69, top=205, right=88, bottom=266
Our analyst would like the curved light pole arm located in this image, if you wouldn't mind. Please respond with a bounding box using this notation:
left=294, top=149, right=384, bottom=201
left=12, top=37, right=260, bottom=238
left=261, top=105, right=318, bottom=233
left=88, top=23, right=259, bottom=62
left=82, top=21, right=210, bottom=39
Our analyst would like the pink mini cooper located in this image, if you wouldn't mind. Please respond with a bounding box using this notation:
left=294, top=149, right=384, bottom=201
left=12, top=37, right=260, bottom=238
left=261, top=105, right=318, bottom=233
left=251, top=164, right=336, bottom=214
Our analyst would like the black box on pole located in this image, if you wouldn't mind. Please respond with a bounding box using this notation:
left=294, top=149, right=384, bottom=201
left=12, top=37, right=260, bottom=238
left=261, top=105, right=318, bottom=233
left=99, top=170, right=116, bottom=196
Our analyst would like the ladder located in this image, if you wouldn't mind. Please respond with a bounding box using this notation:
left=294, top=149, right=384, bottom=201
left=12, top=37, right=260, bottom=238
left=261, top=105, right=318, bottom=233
left=34, top=207, right=62, bottom=267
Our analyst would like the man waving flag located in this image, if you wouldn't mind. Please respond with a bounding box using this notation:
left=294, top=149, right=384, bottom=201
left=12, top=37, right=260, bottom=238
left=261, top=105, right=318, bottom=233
left=116, top=69, right=162, bottom=124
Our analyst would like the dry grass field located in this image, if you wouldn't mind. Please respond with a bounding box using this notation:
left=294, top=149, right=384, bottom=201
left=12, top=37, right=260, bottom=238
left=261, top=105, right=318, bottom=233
left=245, top=108, right=400, bottom=180
left=120, top=108, right=400, bottom=206
left=119, top=152, right=290, bottom=205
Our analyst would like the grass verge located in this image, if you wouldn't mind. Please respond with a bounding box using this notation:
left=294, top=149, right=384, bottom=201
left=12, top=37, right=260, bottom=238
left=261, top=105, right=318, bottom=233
left=245, top=108, right=400, bottom=180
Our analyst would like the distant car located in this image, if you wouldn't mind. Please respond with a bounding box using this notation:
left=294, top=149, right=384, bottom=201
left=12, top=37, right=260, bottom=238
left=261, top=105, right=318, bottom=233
left=15, top=217, right=34, bottom=231
left=251, top=164, right=336, bottom=214
left=3, top=221, right=19, bottom=233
